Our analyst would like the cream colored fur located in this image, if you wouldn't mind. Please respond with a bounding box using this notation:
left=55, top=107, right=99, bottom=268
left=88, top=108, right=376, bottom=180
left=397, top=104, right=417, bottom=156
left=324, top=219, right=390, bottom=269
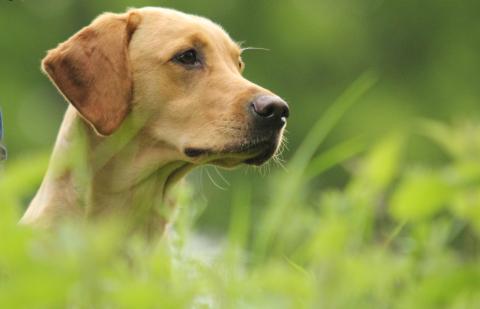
left=21, top=7, right=285, bottom=235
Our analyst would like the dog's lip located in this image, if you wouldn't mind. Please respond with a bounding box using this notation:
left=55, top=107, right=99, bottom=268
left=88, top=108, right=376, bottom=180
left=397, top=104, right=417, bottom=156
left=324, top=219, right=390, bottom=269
left=243, top=143, right=277, bottom=166
left=184, top=138, right=275, bottom=161
left=224, top=138, right=273, bottom=155
left=184, top=147, right=209, bottom=158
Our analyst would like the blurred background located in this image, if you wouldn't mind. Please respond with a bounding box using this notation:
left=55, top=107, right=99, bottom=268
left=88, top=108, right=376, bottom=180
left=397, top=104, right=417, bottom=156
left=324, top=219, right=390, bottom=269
left=1, top=0, right=479, bottom=234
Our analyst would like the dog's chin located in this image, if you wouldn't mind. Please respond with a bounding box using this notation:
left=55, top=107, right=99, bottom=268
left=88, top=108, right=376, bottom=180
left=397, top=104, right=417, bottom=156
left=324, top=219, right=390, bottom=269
left=242, top=143, right=278, bottom=166
left=184, top=138, right=280, bottom=167
left=210, top=143, right=278, bottom=168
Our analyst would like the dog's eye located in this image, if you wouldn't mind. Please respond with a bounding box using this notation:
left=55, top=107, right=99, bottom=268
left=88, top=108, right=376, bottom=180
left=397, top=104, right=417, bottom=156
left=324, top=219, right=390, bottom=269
left=174, top=49, right=201, bottom=67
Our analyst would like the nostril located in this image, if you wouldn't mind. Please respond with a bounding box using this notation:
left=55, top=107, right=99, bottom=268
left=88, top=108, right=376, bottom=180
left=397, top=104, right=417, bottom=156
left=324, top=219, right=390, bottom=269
left=281, top=104, right=290, bottom=119
left=251, top=101, right=275, bottom=118
left=251, top=96, right=290, bottom=120
left=263, top=105, right=275, bottom=118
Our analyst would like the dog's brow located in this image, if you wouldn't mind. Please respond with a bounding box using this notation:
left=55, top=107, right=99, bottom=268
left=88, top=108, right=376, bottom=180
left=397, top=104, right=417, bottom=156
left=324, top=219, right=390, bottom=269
left=160, top=32, right=210, bottom=63
left=187, top=32, right=210, bottom=47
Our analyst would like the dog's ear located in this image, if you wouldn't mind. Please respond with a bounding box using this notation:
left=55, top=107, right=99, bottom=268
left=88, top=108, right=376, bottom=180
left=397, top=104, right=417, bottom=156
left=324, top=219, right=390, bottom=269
left=42, top=12, right=142, bottom=136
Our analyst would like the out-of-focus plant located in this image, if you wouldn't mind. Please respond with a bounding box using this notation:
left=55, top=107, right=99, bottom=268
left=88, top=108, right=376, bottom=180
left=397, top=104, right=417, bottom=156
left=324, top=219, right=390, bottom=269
left=1, top=77, right=480, bottom=308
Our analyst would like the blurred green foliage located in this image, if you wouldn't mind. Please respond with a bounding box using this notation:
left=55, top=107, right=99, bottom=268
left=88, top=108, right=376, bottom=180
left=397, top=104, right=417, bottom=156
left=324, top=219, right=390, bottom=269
left=2, top=81, right=480, bottom=306
left=1, top=0, right=480, bottom=307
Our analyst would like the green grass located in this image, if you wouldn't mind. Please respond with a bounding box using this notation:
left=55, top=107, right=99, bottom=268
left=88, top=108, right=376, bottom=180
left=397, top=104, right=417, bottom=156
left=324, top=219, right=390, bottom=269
left=1, top=76, right=480, bottom=308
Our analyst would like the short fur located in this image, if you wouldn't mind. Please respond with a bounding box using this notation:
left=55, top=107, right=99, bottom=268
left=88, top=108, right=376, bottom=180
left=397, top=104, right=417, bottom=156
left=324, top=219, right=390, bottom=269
left=21, top=7, right=287, bottom=236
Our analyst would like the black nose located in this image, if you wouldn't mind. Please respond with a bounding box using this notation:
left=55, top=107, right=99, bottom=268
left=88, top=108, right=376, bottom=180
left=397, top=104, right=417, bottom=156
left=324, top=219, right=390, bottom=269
left=250, top=95, right=289, bottom=127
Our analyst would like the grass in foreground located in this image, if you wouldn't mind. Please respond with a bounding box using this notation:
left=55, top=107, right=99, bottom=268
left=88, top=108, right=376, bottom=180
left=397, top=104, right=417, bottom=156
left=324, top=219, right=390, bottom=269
left=1, top=75, right=480, bottom=308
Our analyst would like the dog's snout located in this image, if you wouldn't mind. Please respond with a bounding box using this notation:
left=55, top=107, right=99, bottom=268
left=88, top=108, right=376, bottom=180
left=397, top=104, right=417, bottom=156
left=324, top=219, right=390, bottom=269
left=250, top=95, right=289, bottom=127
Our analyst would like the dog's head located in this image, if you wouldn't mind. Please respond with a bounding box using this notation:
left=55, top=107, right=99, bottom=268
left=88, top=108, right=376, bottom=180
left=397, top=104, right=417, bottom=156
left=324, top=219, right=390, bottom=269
left=42, top=7, right=289, bottom=167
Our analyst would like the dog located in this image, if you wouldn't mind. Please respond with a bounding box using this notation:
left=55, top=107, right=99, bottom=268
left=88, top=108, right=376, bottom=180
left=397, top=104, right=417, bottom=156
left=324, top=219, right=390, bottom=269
left=20, top=7, right=289, bottom=235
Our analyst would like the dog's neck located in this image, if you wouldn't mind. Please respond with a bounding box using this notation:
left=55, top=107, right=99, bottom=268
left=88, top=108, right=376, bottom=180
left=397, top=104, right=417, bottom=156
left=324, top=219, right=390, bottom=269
left=21, top=107, right=193, bottom=233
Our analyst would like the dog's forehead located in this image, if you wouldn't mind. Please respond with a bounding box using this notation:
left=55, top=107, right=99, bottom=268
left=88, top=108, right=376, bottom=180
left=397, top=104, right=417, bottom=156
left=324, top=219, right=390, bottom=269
left=135, top=7, right=241, bottom=57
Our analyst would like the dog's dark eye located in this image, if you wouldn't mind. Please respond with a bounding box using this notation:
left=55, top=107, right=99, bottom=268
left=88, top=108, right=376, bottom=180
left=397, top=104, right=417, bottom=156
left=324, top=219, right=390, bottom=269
left=174, top=49, right=201, bottom=67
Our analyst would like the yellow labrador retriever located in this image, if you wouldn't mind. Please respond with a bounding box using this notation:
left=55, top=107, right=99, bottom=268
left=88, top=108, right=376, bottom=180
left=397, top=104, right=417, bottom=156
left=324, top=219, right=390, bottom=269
left=21, top=7, right=289, bottom=234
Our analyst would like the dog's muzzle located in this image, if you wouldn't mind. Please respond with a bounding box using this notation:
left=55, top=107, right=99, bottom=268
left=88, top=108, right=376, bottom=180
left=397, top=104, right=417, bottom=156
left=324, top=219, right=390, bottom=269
left=183, top=95, right=289, bottom=166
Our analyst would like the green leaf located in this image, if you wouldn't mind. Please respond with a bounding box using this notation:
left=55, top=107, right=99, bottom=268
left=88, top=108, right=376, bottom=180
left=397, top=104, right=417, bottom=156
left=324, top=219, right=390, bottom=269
left=390, top=169, right=454, bottom=221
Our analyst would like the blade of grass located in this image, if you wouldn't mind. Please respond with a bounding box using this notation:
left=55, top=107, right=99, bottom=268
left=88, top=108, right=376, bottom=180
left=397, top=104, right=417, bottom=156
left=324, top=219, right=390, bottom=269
left=289, top=71, right=378, bottom=174
left=304, top=136, right=368, bottom=181
left=253, top=71, right=378, bottom=262
left=227, top=183, right=252, bottom=265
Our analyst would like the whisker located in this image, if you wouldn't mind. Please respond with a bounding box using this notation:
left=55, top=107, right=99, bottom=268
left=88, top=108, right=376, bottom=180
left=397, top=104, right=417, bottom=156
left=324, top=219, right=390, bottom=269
left=213, top=166, right=230, bottom=187
left=205, top=167, right=227, bottom=191
left=241, top=46, right=271, bottom=53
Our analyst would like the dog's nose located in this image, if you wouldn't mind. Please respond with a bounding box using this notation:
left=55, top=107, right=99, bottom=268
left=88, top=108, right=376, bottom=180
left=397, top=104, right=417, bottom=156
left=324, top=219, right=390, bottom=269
left=250, top=95, right=289, bottom=127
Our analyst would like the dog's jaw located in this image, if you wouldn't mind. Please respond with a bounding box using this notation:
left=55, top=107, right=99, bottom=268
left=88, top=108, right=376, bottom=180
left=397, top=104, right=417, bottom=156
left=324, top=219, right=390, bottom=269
left=182, top=128, right=285, bottom=167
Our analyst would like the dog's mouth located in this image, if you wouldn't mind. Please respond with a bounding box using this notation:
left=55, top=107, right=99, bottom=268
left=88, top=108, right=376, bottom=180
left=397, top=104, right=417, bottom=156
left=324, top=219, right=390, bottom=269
left=241, top=141, right=278, bottom=166
left=184, top=133, right=280, bottom=167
